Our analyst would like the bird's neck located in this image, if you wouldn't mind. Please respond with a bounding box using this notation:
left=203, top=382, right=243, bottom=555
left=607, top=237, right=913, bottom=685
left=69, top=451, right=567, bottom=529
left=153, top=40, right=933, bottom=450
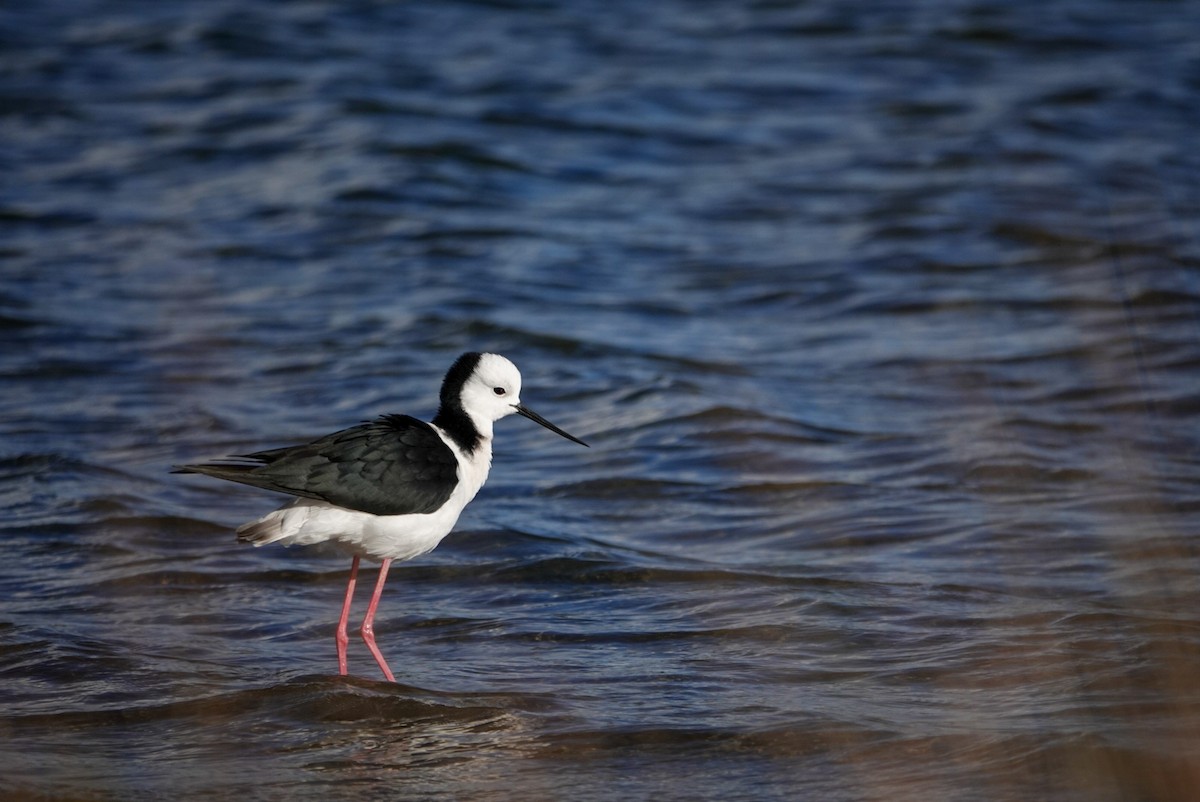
left=431, top=404, right=485, bottom=455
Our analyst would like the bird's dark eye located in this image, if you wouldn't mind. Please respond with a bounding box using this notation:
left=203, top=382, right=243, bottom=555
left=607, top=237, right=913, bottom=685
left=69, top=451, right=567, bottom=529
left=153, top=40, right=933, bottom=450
left=493, top=387, right=506, bottom=396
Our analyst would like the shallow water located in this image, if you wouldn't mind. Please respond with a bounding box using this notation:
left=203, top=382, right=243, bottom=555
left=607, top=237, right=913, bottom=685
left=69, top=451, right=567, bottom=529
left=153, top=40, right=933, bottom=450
left=3, top=0, right=1200, bottom=799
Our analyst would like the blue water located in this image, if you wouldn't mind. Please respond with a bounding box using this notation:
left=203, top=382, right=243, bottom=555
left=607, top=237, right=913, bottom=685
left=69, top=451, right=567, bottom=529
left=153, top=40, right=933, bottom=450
left=3, top=1, right=1200, bottom=800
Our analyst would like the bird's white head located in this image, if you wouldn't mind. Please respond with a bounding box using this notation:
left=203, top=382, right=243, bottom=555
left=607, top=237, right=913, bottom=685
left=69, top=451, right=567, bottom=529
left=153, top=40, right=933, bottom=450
left=460, top=353, right=524, bottom=424
left=438, top=352, right=588, bottom=449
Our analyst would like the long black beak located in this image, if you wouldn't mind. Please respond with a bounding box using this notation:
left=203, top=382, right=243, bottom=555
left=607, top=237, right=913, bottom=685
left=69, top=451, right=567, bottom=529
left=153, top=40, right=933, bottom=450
left=515, top=404, right=589, bottom=447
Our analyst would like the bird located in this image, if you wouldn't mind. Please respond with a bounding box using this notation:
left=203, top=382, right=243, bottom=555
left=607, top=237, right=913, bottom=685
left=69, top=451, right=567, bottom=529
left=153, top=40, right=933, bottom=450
left=174, top=352, right=588, bottom=681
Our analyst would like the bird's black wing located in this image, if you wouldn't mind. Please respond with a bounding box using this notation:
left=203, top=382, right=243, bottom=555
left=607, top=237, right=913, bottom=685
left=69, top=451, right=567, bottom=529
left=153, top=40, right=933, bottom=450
left=173, top=414, right=459, bottom=516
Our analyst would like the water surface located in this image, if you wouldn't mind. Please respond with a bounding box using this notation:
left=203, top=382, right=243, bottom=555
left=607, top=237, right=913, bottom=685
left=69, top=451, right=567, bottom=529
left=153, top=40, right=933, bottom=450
left=3, top=1, right=1200, bottom=800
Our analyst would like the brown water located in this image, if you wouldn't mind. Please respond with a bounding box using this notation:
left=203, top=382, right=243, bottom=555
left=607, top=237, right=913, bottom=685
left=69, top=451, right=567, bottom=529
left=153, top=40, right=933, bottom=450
left=2, top=1, right=1200, bottom=799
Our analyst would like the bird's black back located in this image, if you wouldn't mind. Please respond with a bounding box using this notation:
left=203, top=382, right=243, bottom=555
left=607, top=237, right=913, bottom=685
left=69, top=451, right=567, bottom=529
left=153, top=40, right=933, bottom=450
left=174, top=415, right=460, bottom=516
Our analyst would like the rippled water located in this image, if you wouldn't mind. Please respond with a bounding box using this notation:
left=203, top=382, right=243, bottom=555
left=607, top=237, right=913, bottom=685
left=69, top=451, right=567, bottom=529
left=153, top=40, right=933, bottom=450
left=4, top=1, right=1200, bottom=799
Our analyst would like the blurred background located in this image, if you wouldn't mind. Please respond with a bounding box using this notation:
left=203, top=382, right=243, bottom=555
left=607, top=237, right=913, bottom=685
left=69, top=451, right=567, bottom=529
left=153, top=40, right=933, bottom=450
left=2, top=1, right=1199, bottom=800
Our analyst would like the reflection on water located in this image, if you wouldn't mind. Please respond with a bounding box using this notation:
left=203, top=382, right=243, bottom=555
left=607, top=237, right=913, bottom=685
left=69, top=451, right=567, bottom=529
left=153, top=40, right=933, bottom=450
left=3, top=0, right=1200, bottom=799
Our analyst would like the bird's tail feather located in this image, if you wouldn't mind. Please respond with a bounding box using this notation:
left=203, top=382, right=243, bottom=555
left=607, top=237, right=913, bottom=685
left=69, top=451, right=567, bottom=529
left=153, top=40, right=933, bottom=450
left=236, top=516, right=280, bottom=545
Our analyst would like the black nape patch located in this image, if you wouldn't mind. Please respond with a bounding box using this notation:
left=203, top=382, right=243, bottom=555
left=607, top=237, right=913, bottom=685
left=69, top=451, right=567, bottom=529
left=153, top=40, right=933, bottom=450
left=431, top=351, right=484, bottom=454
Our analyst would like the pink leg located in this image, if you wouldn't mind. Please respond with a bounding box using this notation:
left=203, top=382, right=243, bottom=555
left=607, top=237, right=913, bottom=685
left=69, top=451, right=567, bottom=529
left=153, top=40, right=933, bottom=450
left=360, top=558, right=396, bottom=682
left=336, top=556, right=360, bottom=676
